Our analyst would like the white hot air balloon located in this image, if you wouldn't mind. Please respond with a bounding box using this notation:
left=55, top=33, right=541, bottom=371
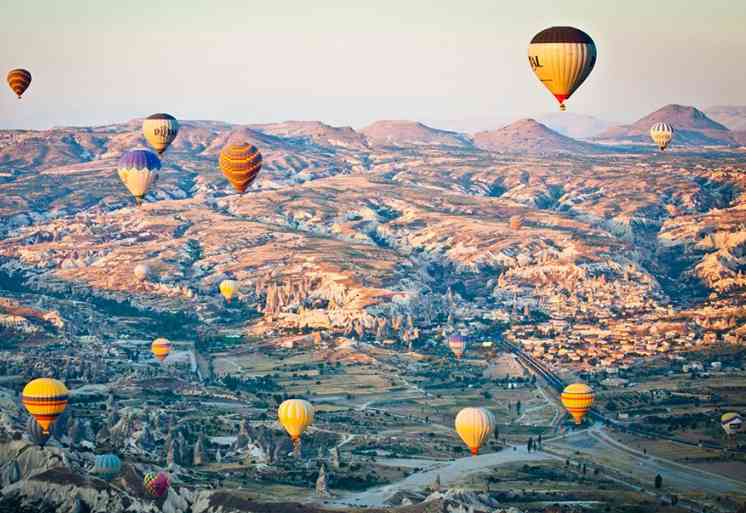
left=650, top=122, right=674, bottom=151
left=134, top=264, right=150, bottom=281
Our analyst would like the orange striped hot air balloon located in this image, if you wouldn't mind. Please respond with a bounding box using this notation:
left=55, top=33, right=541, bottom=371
left=21, top=378, right=69, bottom=434
left=7, top=69, right=32, bottom=99
left=219, top=142, right=262, bottom=193
left=151, top=338, right=172, bottom=363
left=560, top=383, right=594, bottom=425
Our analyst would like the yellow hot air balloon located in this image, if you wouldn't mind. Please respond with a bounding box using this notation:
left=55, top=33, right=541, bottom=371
left=143, top=114, right=179, bottom=156
left=650, top=122, right=674, bottom=151
left=219, top=280, right=238, bottom=303
left=7, top=69, right=32, bottom=99
left=455, top=407, right=494, bottom=456
left=561, top=383, right=594, bottom=425
left=21, top=378, right=69, bottom=434
left=721, top=412, right=743, bottom=436
left=278, top=399, right=314, bottom=455
left=528, top=27, right=596, bottom=111
left=151, top=338, right=172, bottom=363
left=219, top=142, right=263, bottom=193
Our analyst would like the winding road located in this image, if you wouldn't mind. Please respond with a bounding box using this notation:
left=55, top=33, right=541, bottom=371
left=328, top=446, right=551, bottom=507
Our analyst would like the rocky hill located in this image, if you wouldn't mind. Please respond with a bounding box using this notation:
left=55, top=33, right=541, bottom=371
left=596, top=104, right=739, bottom=146
left=360, top=120, right=473, bottom=148
left=704, top=105, right=746, bottom=131
left=473, top=119, right=605, bottom=154
left=1, top=115, right=746, bottom=512
left=536, top=112, right=614, bottom=139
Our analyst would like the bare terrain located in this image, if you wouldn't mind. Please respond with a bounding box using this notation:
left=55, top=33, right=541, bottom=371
left=1, top=106, right=745, bottom=512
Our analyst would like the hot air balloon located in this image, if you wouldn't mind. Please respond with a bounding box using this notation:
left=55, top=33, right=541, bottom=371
left=448, top=335, right=466, bottom=360
left=93, top=453, right=122, bottom=481
left=455, top=407, right=495, bottom=456
left=143, top=114, right=179, bottom=156
left=561, top=383, right=594, bottom=425
left=278, top=399, right=314, bottom=455
left=143, top=471, right=170, bottom=498
left=21, top=378, right=69, bottom=434
left=650, top=122, right=674, bottom=151
left=134, top=264, right=150, bottom=282
left=528, top=27, right=596, bottom=111
left=117, top=149, right=161, bottom=206
left=219, top=279, right=237, bottom=303
left=509, top=215, right=523, bottom=231
left=219, top=142, right=262, bottom=193
left=7, top=69, right=31, bottom=99
left=721, top=412, right=743, bottom=436
left=151, top=338, right=172, bottom=363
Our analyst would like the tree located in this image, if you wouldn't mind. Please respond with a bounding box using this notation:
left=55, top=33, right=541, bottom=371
left=516, top=400, right=522, bottom=416
left=494, top=425, right=499, bottom=441
left=654, top=474, right=662, bottom=489
left=527, top=438, right=533, bottom=452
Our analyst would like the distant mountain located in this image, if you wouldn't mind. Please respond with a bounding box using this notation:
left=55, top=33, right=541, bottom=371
left=704, top=106, right=746, bottom=131
left=536, top=112, right=615, bottom=139
left=360, top=120, right=473, bottom=148
left=250, top=120, right=369, bottom=150
left=596, top=104, right=737, bottom=146
left=473, top=118, right=604, bottom=154
left=423, top=115, right=517, bottom=134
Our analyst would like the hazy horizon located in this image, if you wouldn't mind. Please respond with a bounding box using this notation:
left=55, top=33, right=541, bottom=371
left=2, top=0, right=745, bottom=130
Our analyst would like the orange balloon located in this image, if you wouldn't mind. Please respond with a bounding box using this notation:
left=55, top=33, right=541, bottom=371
left=7, top=69, right=32, bottom=99
left=219, top=142, right=262, bottom=193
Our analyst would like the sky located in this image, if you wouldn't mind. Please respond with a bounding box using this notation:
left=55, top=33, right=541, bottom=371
left=1, top=0, right=745, bottom=131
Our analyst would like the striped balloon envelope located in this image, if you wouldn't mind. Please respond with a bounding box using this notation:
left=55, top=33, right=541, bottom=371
left=219, top=142, right=263, bottom=193
left=21, top=378, right=69, bottom=434
left=94, top=453, right=122, bottom=481
left=650, top=122, right=674, bottom=151
left=278, top=399, right=314, bottom=441
left=278, top=398, right=314, bottom=456
left=7, top=68, right=31, bottom=99
left=448, top=334, right=466, bottom=359
left=142, top=113, right=179, bottom=156
left=560, top=383, right=594, bottom=425
left=143, top=471, right=170, bottom=497
left=528, top=27, right=596, bottom=111
left=151, top=338, right=172, bottom=362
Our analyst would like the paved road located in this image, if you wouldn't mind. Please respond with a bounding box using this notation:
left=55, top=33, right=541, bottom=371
left=550, top=425, right=745, bottom=497
left=328, top=446, right=551, bottom=507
